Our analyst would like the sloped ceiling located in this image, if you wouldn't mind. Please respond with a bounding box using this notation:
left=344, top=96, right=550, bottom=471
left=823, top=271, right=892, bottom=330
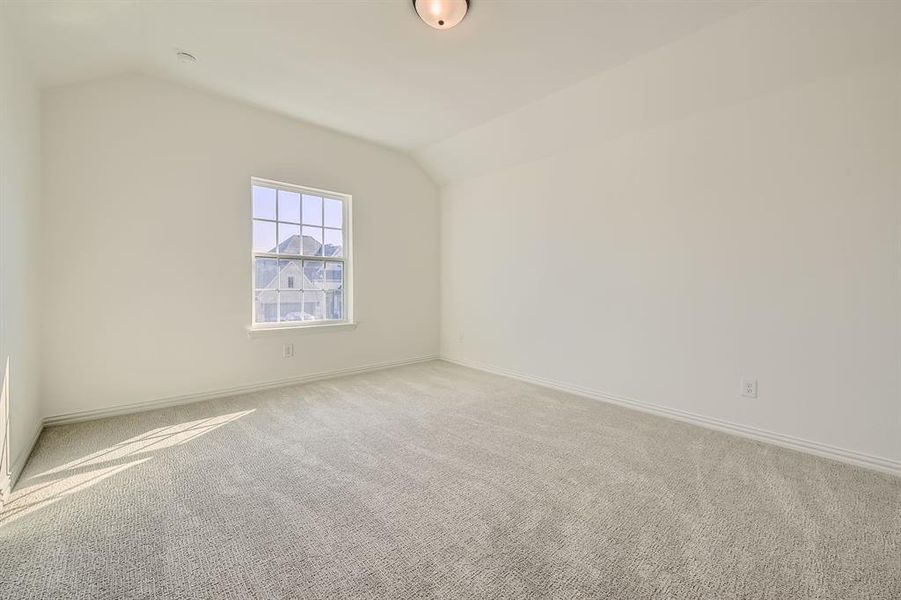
left=3, top=2, right=896, bottom=185
left=415, top=2, right=901, bottom=183
left=0, top=0, right=746, bottom=152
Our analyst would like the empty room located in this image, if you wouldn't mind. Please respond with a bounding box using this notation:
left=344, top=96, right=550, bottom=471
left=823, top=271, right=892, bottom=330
left=0, top=1, right=899, bottom=598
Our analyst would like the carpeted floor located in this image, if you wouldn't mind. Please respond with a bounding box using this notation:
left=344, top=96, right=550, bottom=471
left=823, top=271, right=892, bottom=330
left=0, top=360, right=898, bottom=599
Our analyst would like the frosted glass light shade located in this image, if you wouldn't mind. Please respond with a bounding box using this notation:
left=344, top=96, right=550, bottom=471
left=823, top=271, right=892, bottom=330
left=413, top=0, right=469, bottom=30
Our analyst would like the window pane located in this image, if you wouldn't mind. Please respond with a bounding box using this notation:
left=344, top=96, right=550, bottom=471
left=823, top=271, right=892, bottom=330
left=323, top=228, right=342, bottom=257
left=255, top=290, right=278, bottom=323
left=302, top=290, right=325, bottom=320
left=255, top=258, right=278, bottom=289
left=253, top=182, right=349, bottom=327
left=279, top=291, right=303, bottom=322
left=278, top=259, right=303, bottom=290
left=252, top=186, right=276, bottom=220
left=253, top=220, right=277, bottom=253
left=278, top=223, right=301, bottom=254
left=325, top=290, right=343, bottom=320
left=324, top=262, right=343, bottom=290
left=303, top=260, right=324, bottom=289
left=278, top=190, right=301, bottom=223
left=324, top=198, right=343, bottom=228
left=302, top=194, right=323, bottom=226
left=302, top=226, right=323, bottom=256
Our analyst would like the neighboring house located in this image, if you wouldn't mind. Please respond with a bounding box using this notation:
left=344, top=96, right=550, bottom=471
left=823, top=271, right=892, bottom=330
left=276, top=234, right=340, bottom=258
left=256, top=234, right=343, bottom=322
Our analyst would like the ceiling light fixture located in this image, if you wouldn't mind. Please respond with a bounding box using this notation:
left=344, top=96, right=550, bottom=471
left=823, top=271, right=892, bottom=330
left=413, top=0, right=469, bottom=30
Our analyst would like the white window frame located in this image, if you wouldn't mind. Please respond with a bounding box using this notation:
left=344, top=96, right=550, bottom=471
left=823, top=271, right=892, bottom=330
left=249, top=177, right=353, bottom=331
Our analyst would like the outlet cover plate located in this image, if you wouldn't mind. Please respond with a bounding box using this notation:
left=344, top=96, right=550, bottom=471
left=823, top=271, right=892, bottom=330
left=741, top=377, right=758, bottom=398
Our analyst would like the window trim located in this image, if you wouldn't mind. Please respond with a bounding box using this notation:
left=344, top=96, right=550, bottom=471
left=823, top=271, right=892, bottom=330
left=249, top=177, right=353, bottom=331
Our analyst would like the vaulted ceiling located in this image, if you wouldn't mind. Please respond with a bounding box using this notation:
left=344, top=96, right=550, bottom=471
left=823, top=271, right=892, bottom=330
left=0, top=1, right=747, bottom=151
left=6, top=1, right=898, bottom=185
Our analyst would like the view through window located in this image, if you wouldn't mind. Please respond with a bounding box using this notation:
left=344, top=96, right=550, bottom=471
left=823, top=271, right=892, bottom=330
left=251, top=179, right=350, bottom=326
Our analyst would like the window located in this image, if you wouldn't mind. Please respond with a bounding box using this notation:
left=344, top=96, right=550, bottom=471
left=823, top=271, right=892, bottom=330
left=251, top=178, right=351, bottom=327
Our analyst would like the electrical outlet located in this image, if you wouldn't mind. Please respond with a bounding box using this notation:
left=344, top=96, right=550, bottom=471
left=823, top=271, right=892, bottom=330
left=740, top=377, right=757, bottom=398
left=283, top=343, right=294, bottom=359
left=458, top=332, right=464, bottom=343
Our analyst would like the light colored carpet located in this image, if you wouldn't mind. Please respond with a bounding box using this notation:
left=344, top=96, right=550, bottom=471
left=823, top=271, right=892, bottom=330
left=0, top=360, right=898, bottom=599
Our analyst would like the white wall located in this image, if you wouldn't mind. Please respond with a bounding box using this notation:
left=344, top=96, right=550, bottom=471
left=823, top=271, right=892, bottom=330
left=0, top=19, right=42, bottom=483
left=41, top=75, right=439, bottom=418
left=437, top=5, right=901, bottom=465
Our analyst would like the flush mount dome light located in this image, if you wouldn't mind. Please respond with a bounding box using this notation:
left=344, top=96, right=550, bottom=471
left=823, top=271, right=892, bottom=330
left=413, top=0, right=469, bottom=30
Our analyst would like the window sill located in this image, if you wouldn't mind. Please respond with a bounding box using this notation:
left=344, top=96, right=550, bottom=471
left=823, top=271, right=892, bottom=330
left=246, top=321, right=358, bottom=338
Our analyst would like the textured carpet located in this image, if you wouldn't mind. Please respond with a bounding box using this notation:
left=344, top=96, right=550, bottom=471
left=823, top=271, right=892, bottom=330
left=0, top=361, right=898, bottom=599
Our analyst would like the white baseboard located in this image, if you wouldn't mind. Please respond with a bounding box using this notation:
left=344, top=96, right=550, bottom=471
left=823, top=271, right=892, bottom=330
left=441, top=356, right=901, bottom=478
left=5, top=421, right=43, bottom=497
left=43, top=354, right=439, bottom=427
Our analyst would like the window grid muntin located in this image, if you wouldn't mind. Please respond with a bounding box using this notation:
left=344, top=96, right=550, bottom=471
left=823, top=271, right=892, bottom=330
left=252, top=179, right=349, bottom=326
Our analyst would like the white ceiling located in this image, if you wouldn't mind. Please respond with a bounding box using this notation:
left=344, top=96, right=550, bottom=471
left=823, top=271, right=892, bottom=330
left=1, top=1, right=748, bottom=151
left=416, top=2, right=901, bottom=183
